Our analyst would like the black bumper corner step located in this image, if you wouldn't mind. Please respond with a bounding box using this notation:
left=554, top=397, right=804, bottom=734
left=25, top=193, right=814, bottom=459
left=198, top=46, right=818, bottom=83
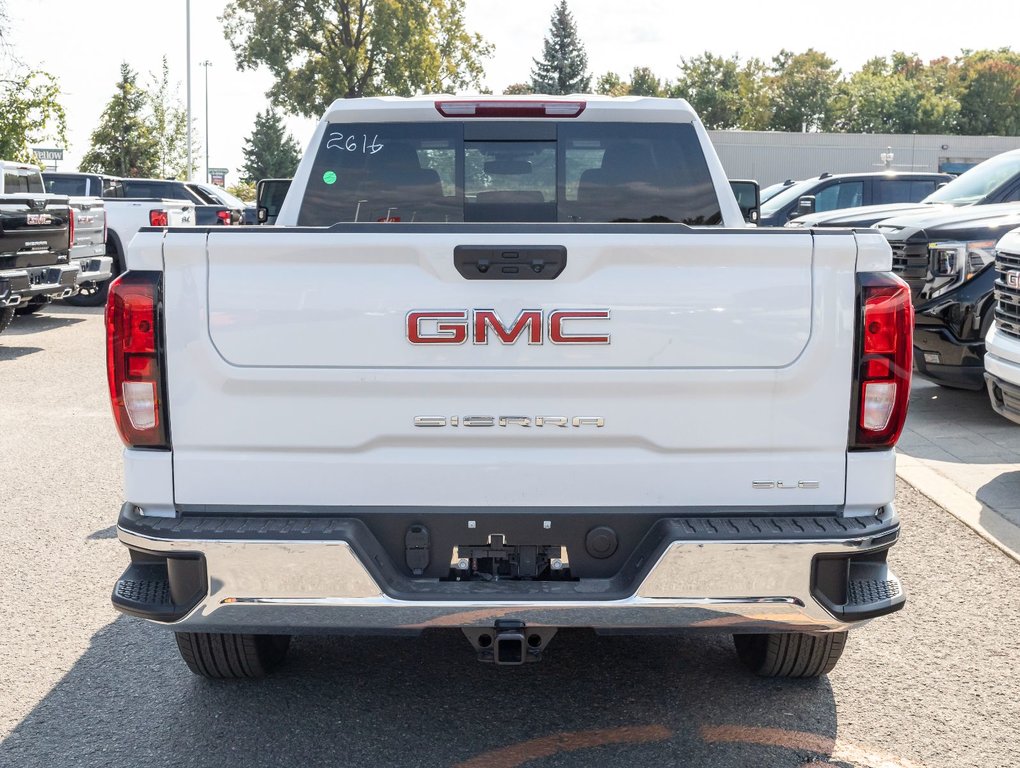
left=814, top=555, right=906, bottom=622
left=843, top=562, right=905, bottom=620
left=111, top=556, right=207, bottom=622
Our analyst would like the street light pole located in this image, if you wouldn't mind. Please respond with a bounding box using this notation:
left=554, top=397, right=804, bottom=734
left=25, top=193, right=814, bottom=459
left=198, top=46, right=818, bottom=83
left=185, top=0, right=192, bottom=181
left=200, top=60, right=212, bottom=183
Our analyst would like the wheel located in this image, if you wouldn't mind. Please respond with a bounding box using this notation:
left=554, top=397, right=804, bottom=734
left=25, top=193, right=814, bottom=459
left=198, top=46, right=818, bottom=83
left=64, top=278, right=111, bottom=307
left=733, top=631, right=847, bottom=678
left=174, top=632, right=291, bottom=679
left=0, top=307, right=14, bottom=335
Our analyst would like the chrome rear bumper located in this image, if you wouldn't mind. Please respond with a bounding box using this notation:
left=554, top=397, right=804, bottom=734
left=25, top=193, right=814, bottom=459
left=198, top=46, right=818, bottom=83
left=115, top=505, right=904, bottom=634
left=73, top=255, right=113, bottom=285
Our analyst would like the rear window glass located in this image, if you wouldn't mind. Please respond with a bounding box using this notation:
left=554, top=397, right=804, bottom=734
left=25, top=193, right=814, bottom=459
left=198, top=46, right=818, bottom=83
left=298, top=122, right=721, bottom=225
left=122, top=181, right=195, bottom=201
left=877, top=179, right=941, bottom=204
left=4, top=169, right=44, bottom=194
left=45, top=176, right=90, bottom=196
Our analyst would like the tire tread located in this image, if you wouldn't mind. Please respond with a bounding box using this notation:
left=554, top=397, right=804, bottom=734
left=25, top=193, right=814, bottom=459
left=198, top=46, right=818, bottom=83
left=733, top=631, right=847, bottom=678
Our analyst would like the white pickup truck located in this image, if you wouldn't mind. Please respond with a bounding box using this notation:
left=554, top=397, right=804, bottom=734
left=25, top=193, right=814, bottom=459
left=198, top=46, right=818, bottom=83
left=984, top=228, right=1020, bottom=422
left=108, top=96, right=912, bottom=680
left=43, top=172, right=194, bottom=305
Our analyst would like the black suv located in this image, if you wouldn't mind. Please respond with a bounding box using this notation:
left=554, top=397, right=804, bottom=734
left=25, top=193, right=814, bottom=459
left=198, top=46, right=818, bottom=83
left=759, top=171, right=952, bottom=227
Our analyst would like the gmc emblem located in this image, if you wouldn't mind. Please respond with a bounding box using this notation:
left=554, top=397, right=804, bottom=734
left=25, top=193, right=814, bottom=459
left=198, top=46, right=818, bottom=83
left=407, top=309, right=610, bottom=345
left=1007, top=271, right=1020, bottom=290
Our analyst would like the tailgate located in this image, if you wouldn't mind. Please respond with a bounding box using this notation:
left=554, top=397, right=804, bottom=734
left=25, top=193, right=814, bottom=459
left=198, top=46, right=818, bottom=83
left=69, top=198, right=105, bottom=254
left=0, top=198, right=69, bottom=268
left=164, top=228, right=857, bottom=509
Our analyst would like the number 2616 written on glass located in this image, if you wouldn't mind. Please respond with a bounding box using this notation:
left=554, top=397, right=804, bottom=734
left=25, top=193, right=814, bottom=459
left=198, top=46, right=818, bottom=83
left=326, top=132, right=384, bottom=154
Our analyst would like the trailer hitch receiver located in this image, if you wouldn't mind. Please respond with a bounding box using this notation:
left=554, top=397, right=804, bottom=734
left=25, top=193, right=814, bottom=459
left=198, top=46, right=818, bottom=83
left=462, top=621, right=557, bottom=665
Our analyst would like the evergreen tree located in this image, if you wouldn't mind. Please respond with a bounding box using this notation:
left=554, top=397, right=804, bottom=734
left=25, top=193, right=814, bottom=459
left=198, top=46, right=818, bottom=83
left=81, top=63, right=158, bottom=177
left=239, top=109, right=301, bottom=183
left=529, top=1, right=591, bottom=94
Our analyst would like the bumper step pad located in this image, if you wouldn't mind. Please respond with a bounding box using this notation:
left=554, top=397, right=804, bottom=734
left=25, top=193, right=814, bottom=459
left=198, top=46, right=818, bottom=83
left=111, top=559, right=206, bottom=622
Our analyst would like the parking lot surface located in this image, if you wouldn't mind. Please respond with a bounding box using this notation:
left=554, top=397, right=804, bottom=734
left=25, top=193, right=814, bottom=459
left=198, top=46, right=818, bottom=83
left=898, top=379, right=1020, bottom=558
left=2, top=305, right=1019, bottom=768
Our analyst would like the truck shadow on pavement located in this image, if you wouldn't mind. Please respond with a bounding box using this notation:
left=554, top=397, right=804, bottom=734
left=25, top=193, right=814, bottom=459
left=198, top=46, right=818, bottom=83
left=0, top=618, right=857, bottom=768
left=0, top=345, right=43, bottom=361
left=4, top=313, right=87, bottom=336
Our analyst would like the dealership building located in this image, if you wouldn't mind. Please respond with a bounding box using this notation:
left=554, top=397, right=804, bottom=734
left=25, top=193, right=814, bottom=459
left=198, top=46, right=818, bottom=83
left=709, top=130, right=1020, bottom=186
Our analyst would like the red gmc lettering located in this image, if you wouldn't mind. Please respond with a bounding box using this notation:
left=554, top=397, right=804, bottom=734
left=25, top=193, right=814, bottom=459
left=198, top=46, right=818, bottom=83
left=474, top=310, right=543, bottom=345
left=407, top=309, right=610, bottom=345
left=549, top=310, right=611, bottom=344
left=407, top=311, right=468, bottom=344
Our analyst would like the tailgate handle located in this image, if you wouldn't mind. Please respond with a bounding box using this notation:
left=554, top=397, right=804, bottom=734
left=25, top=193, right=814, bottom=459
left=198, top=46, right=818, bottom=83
left=454, top=245, right=567, bottom=280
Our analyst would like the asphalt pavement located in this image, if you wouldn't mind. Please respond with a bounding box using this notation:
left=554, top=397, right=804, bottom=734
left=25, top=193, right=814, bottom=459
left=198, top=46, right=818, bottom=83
left=1, top=305, right=1018, bottom=768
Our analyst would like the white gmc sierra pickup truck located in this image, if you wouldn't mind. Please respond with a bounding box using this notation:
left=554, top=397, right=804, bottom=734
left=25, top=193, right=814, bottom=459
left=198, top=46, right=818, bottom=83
left=107, top=96, right=912, bottom=680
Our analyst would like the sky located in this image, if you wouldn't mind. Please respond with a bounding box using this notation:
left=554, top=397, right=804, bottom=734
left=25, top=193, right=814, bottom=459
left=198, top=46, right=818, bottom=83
left=4, top=0, right=1018, bottom=184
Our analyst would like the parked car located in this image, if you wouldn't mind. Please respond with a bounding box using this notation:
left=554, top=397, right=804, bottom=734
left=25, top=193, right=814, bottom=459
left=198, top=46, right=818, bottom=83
left=758, top=171, right=952, bottom=226
left=896, top=208, right=1020, bottom=390
left=186, top=182, right=254, bottom=224
left=877, top=203, right=1020, bottom=302
left=108, top=96, right=909, bottom=681
left=43, top=172, right=196, bottom=306
left=984, top=228, right=1020, bottom=422
left=38, top=172, right=112, bottom=312
left=119, top=179, right=237, bottom=227
left=1, top=161, right=78, bottom=330
left=760, top=178, right=795, bottom=204
left=791, top=148, right=1020, bottom=229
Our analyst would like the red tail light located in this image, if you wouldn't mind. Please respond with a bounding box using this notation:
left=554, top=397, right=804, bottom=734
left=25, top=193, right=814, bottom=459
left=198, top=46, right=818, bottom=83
left=851, top=272, right=913, bottom=449
left=149, top=209, right=169, bottom=227
left=216, top=209, right=232, bottom=225
left=68, top=207, right=75, bottom=248
left=106, top=272, right=169, bottom=448
left=435, top=100, right=586, bottom=118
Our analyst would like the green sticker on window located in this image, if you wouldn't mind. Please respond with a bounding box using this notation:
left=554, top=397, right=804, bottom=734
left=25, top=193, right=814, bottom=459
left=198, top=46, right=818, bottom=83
left=322, top=170, right=337, bottom=185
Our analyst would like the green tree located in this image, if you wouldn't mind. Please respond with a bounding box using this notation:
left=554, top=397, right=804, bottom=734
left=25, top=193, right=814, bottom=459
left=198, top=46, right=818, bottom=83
left=595, top=71, right=628, bottom=96
left=735, top=58, right=773, bottom=130
left=227, top=180, right=256, bottom=202
left=221, top=0, right=492, bottom=119
left=502, top=82, right=533, bottom=95
left=957, top=49, right=1020, bottom=135
left=768, top=49, right=840, bottom=132
left=672, top=53, right=741, bottom=128
left=529, top=0, right=591, bottom=94
left=831, top=55, right=960, bottom=134
left=81, top=63, right=159, bottom=177
left=627, top=66, right=663, bottom=97
left=0, top=70, right=67, bottom=162
left=239, top=108, right=301, bottom=182
left=148, top=56, right=197, bottom=179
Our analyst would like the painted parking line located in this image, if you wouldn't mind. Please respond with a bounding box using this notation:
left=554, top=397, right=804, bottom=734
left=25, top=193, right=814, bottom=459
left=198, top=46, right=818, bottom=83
left=700, top=725, right=925, bottom=768
left=452, top=725, right=673, bottom=768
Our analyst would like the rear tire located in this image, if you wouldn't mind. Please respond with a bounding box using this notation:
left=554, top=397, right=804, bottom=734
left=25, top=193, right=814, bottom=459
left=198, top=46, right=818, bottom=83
left=0, top=307, right=14, bottom=335
left=174, top=632, right=291, bottom=679
left=733, top=631, right=847, bottom=678
left=64, top=278, right=110, bottom=307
